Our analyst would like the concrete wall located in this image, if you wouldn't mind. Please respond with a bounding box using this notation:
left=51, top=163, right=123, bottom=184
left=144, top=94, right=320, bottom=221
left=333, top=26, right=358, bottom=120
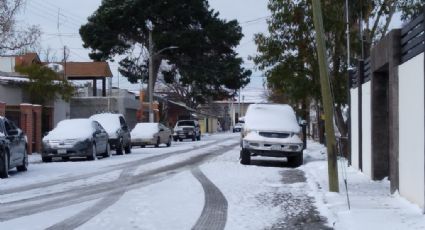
left=398, top=53, right=425, bottom=209
left=0, top=85, right=24, bottom=105
left=53, top=99, right=70, bottom=127
left=70, top=96, right=138, bottom=129
left=362, top=82, right=372, bottom=179
left=350, top=88, right=359, bottom=170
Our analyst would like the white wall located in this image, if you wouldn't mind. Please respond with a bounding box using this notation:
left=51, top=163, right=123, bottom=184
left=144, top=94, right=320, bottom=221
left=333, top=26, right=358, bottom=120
left=399, top=53, right=425, bottom=209
left=53, top=99, right=70, bottom=127
left=362, top=82, right=372, bottom=178
left=0, top=57, right=15, bottom=72
left=350, top=88, right=359, bottom=170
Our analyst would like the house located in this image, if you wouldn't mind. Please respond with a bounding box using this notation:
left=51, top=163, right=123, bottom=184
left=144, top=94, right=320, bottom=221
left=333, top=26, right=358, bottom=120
left=350, top=10, right=425, bottom=210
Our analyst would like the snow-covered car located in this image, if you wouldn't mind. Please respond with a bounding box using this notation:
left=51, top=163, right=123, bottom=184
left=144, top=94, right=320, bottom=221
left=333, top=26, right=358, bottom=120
left=0, top=116, right=28, bottom=179
left=131, top=123, right=172, bottom=148
left=173, top=120, right=201, bottom=141
left=240, top=104, right=304, bottom=166
left=90, top=113, right=131, bottom=155
left=232, top=123, right=244, bottom=132
left=42, top=119, right=110, bottom=162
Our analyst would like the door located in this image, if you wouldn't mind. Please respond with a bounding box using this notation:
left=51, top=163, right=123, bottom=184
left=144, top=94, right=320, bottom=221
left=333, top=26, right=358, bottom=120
left=4, top=119, right=22, bottom=165
left=93, top=121, right=108, bottom=153
left=158, top=124, right=167, bottom=143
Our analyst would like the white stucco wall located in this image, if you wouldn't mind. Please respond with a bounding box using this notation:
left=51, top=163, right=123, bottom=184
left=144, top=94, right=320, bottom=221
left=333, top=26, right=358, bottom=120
left=0, top=85, right=24, bottom=105
left=53, top=99, right=70, bottom=127
left=399, top=53, right=425, bottom=209
left=362, top=81, right=372, bottom=179
left=0, top=57, right=15, bottom=72
left=350, top=88, right=359, bottom=170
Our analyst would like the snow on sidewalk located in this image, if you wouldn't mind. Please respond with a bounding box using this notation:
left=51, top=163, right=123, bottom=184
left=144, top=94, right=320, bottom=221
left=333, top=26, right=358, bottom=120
left=302, top=141, right=425, bottom=230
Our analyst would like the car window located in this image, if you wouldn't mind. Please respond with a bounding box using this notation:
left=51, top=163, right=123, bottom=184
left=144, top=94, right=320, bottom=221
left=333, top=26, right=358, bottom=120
left=119, top=116, right=126, bottom=126
left=4, top=120, right=14, bottom=133
left=177, top=121, right=195, bottom=126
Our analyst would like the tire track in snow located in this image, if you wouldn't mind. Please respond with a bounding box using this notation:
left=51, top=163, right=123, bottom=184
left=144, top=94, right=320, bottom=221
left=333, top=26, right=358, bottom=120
left=192, top=167, right=228, bottom=230
left=0, top=143, right=238, bottom=224
left=0, top=139, right=222, bottom=196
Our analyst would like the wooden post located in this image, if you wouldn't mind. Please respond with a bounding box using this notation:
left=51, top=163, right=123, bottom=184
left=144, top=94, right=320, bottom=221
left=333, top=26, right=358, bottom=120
left=312, top=0, right=339, bottom=192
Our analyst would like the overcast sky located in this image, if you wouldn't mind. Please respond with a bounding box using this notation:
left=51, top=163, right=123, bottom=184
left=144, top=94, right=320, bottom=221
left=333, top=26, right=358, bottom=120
left=17, top=0, right=269, bottom=99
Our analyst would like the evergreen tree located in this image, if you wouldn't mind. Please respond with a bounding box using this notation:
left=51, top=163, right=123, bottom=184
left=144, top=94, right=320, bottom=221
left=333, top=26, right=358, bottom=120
left=80, top=0, right=251, bottom=106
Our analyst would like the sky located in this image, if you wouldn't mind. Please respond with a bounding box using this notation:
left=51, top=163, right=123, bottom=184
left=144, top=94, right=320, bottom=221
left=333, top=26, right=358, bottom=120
left=17, top=0, right=270, bottom=102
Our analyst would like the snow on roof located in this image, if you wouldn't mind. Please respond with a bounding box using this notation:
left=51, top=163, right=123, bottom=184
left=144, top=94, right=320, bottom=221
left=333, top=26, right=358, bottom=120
left=131, top=123, right=159, bottom=139
left=244, top=104, right=300, bottom=132
left=43, top=119, right=94, bottom=141
left=90, top=113, right=122, bottom=134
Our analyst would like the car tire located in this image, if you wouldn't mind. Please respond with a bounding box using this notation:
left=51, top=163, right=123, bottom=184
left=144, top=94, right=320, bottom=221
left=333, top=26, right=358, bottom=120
left=178, top=138, right=183, bottom=142
left=124, top=143, right=131, bottom=154
left=103, top=143, right=111, bottom=158
left=116, top=139, right=124, bottom=155
left=87, top=143, right=97, bottom=161
left=140, top=145, right=145, bottom=148
left=42, top=156, right=52, bottom=162
left=240, top=148, right=251, bottom=165
left=173, top=137, right=178, bottom=142
left=62, top=156, right=70, bottom=161
left=0, top=151, right=9, bottom=179
left=155, top=137, right=160, bottom=148
left=191, top=135, right=196, bottom=141
left=289, top=152, right=303, bottom=167
left=166, top=137, right=171, bottom=147
left=17, top=148, right=28, bottom=172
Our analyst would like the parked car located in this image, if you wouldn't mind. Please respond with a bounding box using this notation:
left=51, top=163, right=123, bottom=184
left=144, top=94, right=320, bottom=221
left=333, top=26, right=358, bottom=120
left=172, top=120, right=201, bottom=141
left=233, top=123, right=244, bottom=132
left=240, top=104, right=304, bottom=167
left=131, top=123, right=172, bottom=148
left=0, top=116, right=28, bottom=179
left=90, top=113, right=131, bottom=155
left=42, top=119, right=110, bottom=162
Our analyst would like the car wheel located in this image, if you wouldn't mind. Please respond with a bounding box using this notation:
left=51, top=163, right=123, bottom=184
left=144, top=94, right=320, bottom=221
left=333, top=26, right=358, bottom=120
left=103, top=143, right=111, bottom=158
left=42, top=156, right=52, bottom=162
left=0, top=151, right=9, bottom=179
left=87, top=143, right=97, bottom=161
left=17, top=148, right=28, bottom=172
left=116, top=139, right=124, bottom=155
left=289, top=152, right=303, bottom=167
left=62, top=156, right=70, bottom=161
left=191, top=135, right=196, bottom=141
left=166, top=137, right=171, bottom=147
left=173, top=137, right=178, bottom=142
left=140, top=145, right=146, bottom=148
left=178, top=138, right=183, bottom=142
left=155, top=137, right=160, bottom=148
left=240, top=148, right=251, bottom=165
left=124, top=143, right=131, bottom=154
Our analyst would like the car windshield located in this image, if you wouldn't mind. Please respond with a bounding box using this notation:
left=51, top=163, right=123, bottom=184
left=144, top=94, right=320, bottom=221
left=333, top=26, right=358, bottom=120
left=177, top=121, right=195, bottom=126
left=90, top=113, right=122, bottom=134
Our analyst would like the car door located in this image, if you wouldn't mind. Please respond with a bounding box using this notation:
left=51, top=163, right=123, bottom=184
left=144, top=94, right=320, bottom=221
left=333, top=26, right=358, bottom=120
left=158, top=124, right=166, bottom=143
left=4, top=119, right=21, bottom=165
left=93, top=121, right=107, bottom=152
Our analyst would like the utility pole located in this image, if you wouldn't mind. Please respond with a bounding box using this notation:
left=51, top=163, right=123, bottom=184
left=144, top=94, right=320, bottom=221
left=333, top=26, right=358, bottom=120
left=312, top=0, right=339, bottom=192
left=148, top=21, right=154, bottom=123
left=63, top=45, right=67, bottom=80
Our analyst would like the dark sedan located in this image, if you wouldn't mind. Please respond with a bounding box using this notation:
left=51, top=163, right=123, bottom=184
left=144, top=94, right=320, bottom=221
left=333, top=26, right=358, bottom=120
left=0, top=116, right=28, bottom=179
left=42, top=119, right=110, bottom=162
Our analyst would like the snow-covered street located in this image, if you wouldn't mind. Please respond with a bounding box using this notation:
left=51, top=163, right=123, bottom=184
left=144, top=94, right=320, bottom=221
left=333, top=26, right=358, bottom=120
left=1, top=133, right=425, bottom=229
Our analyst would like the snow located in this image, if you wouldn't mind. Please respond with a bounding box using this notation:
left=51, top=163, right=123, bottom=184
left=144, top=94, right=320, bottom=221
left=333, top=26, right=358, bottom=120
left=90, top=113, right=122, bottom=137
left=244, top=104, right=300, bottom=133
left=43, top=119, right=94, bottom=141
left=131, top=123, right=158, bottom=139
left=301, top=141, right=425, bottom=230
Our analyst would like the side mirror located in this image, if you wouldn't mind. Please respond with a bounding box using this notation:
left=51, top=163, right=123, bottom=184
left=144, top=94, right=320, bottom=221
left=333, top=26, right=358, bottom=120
left=8, top=129, right=19, bottom=136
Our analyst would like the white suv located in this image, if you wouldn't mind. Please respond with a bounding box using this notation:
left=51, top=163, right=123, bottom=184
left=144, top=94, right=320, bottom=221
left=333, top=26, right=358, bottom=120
left=240, top=104, right=304, bottom=167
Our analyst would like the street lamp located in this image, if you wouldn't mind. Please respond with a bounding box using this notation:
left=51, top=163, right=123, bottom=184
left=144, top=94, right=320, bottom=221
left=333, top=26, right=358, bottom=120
left=147, top=21, right=178, bottom=122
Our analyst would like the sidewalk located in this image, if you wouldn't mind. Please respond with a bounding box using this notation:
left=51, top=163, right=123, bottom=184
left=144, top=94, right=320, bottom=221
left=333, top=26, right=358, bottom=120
left=301, top=141, right=425, bottom=230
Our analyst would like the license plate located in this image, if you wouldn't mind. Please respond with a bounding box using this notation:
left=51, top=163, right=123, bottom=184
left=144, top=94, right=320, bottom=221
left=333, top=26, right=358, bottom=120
left=57, top=149, right=67, bottom=154
left=271, top=145, right=282, bottom=151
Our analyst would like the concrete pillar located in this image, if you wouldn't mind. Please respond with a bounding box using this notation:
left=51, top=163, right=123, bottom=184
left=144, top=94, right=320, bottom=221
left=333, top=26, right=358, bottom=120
left=0, top=101, right=6, bottom=117
left=102, top=78, right=106, bottom=97
left=33, top=105, right=42, bottom=153
left=20, top=104, right=33, bottom=154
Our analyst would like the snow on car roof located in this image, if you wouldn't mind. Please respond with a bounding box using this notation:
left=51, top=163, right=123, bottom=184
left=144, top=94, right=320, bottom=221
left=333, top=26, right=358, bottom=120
left=244, top=104, right=300, bottom=132
left=43, top=119, right=94, bottom=141
left=90, top=113, right=122, bottom=134
left=131, top=123, right=159, bottom=138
